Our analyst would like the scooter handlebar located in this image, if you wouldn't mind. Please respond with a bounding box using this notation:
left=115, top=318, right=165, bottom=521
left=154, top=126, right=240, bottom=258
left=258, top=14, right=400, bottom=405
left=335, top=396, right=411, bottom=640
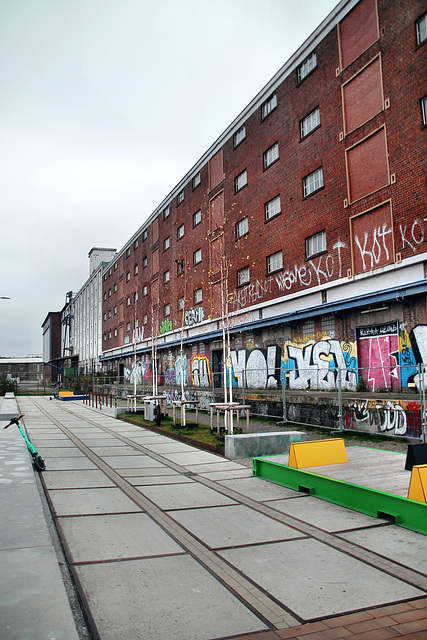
left=3, top=414, right=25, bottom=429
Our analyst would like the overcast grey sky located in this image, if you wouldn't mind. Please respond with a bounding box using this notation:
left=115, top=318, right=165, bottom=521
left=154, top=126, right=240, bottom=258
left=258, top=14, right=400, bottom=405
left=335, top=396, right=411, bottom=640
left=0, top=0, right=338, bottom=357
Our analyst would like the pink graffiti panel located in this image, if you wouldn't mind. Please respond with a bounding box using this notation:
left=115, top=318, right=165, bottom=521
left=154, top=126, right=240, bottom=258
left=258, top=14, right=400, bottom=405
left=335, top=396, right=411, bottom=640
left=357, top=332, right=400, bottom=391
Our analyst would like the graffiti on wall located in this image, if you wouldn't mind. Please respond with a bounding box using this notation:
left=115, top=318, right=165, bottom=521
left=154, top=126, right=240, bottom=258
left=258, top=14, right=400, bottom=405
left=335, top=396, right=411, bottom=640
left=190, top=355, right=211, bottom=387
left=184, top=307, right=204, bottom=327
left=174, top=354, right=188, bottom=385
left=233, top=278, right=274, bottom=311
left=356, top=322, right=400, bottom=392
left=344, top=398, right=421, bottom=438
left=282, top=338, right=358, bottom=391
left=275, top=240, right=346, bottom=293
left=230, top=345, right=282, bottom=389
left=160, top=319, right=172, bottom=334
left=124, top=360, right=150, bottom=385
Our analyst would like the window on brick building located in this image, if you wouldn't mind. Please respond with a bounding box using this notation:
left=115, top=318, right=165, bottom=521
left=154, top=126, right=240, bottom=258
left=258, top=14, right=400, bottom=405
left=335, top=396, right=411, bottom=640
left=134, top=239, right=138, bottom=250
left=114, top=262, right=117, bottom=270
left=177, top=190, right=184, bottom=205
left=134, top=264, right=138, bottom=275
left=114, top=328, right=118, bottom=337
left=163, top=237, right=170, bottom=251
left=126, top=248, right=130, bottom=258
left=178, top=296, right=184, bottom=311
left=142, top=314, right=147, bottom=325
left=103, top=333, right=107, bottom=341
left=142, top=229, right=148, bottom=240
left=301, top=107, right=320, bottom=138
left=236, top=216, right=249, bottom=238
left=103, top=313, right=106, bottom=321
left=193, top=209, right=202, bottom=227
left=265, top=195, right=281, bottom=221
left=126, top=296, right=131, bottom=306
left=234, top=125, right=246, bottom=147
left=108, top=309, right=112, bottom=318
left=164, top=303, right=171, bottom=317
left=303, top=167, right=324, bottom=197
left=143, top=285, right=148, bottom=296
left=303, top=319, right=315, bottom=339
left=103, top=293, right=107, bottom=301
left=194, top=288, right=202, bottom=304
left=114, top=283, right=117, bottom=292
left=108, top=288, right=111, bottom=297
left=177, top=224, right=184, bottom=240
left=164, top=270, right=170, bottom=283
left=261, top=93, right=277, bottom=119
left=114, top=306, right=117, bottom=315
left=108, top=330, right=112, bottom=339
left=126, top=272, right=130, bottom=282
left=416, top=14, right=427, bottom=44
left=306, top=230, right=326, bottom=258
left=267, top=250, right=283, bottom=274
left=263, top=142, right=279, bottom=169
left=422, top=96, right=427, bottom=125
left=297, top=51, right=317, bottom=83
left=176, top=259, right=184, bottom=275
left=322, top=315, right=335, bottom=336
left=192, top=172, right=201, bottom=189
left=235, top=169, right=247, bottom=193
left=193, top=248, right=202, bottom=265
left=126, top=323, right=130, bottom=332
left=163, top=206, right=170, bottom=220
left=238, top=266, right=250, bottom=286
left=143, top=256, right=147, bottom=268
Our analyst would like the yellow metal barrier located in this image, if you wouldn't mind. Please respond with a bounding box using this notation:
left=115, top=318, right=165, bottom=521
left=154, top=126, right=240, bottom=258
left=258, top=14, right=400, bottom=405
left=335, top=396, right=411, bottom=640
left=58, top=391, right=74, bottom=397
left=288, top=438, right=348, bottom=469
left=408, top=464, right=427, bottom=503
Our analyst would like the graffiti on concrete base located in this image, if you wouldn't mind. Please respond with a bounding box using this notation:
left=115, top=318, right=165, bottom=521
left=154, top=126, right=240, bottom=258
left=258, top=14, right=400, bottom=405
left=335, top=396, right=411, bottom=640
left=344, top=398, right=421, bottom=438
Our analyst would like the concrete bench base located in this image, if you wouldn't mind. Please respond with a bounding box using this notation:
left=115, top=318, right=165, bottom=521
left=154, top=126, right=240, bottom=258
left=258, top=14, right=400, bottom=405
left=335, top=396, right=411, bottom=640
left=225, top=431, right=306, bottom=460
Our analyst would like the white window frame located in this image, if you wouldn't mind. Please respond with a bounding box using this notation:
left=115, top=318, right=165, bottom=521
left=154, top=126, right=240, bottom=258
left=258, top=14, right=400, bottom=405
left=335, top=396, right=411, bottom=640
left=236, top=216, right=249, bottom=238
left=235, top=169, right=247, bottom=193
left=416, top=14, right=427, bottom=44
left=303, top=167, right=324, bottom=197
left=114, top=283, right=117, bottom=292
left=164, top=270, right=170, bottom=283
left=108, top=288, right=111, bottom=297
left=193, top=209, right=202, bottom=227
left=134, top=264, right=138, bottom=275
left=422, top=96, right=427, bottom=125
left=126, top=323, right=130, bottom=332
left=176, top=259, right=184, bottom=275
left=193, top=248, right=202, bottom=265
left=108, top=309, right=111, bottom=318
left=177, top=190, right=184, bottom=205
left=177, top=224, right=184, bottom=240
left=163, top=237, right=170, bottom=251
left=298, top=51, right=317, bottom=83
left=265, top=195, right=281, bottom=221
left=237, top=266, right=250, bottom=286
left=234, top=125, right=246, bottom=147
left=267, top=250, right=283, bottom=274
left=126, top=297, right=131, bottom=307
left=306, top=230, right=326, bottom=258
left=301, top=107, right=320, bottom=138
left=194, top=288, right=203, bottom=304
left=192, top=172, right=201, bottom=188
left=126, top=272, right=130, bottom=282
left=263, top=142, right=279, bottom=169
left=261, top=93, right=277, bottom=119
left=164, top=303, right=171, bottom=317
left=114, top=306, right=117, bottom=315
left=143, top=285, right=148, bottom=296
left=126, top=248, right=131, bottom=258
left=134, top=239, right=138, bottom=249
left=143, top=314, right=148, bottom=325
left=178, top=296, right=185, bottom=311
left=142, top=229, right=148, bottom=240
left=142, top=256, right=147, bottom=268
left=114, top=328, right=118, bottom=337
left=163, top=206, right=170, bottom=220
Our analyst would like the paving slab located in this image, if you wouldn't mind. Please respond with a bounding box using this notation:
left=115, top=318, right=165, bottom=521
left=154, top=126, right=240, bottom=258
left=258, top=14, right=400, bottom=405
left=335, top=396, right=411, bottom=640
left=0, top=483, right=52, bottom=550
left=182, top=461, right=247, bottom=473
left=140, top=441, right=198, bottom=454
left=44, top=456, right=99, bottom=471
left=265, top=495, right=389, bottom=532
left=30, top=438, right=76, bottom=448
left=219, top=538, right=425, bottom=619
left=48, top=487, right=144, bottom=516
left=58, top=512, right=185, bottom=562
left=74, top=553, right=267, bottom=640
left=76, top=438, right=130, bottom=447
left=160, top=450, right=226, bottom=466
left=85, top=445, right=139, bottom=456
left=40, top=446, right=85, bottom=458
left=338, top=525, right=427, bottom=574
left=121, top=466, right=181, bottom=477
left=42, top=469, right=116, bottom=489
left=130, top=475, right=195, bottom=485
left=169, top=504, right=307, bottom=549
left=0, top=547, right=79, bottom=640
left=218, top=476, right=306, bottom=501
left=196, top=468, right=254, bottom=481
left=138, top=482, right=237, bottom=510
left=100, top=455, right=169, bottom=469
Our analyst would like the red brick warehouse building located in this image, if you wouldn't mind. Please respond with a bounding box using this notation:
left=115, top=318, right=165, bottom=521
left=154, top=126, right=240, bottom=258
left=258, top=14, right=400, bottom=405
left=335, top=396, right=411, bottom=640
left=100, top=0, right=427, bottom=400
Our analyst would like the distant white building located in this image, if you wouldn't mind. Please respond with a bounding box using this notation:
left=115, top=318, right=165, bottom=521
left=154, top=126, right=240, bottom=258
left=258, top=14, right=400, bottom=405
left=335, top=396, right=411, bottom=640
left=62, top=248, right=116, bottom=374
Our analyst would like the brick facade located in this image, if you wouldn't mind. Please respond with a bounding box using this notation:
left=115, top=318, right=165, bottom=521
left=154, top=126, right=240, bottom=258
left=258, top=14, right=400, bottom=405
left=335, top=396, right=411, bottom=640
left=98, top=0, right=427, bottom=397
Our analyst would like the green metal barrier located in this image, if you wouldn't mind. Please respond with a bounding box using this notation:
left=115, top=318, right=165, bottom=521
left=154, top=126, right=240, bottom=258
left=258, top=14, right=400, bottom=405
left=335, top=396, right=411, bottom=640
left=253, top=457, right=427, bottom=535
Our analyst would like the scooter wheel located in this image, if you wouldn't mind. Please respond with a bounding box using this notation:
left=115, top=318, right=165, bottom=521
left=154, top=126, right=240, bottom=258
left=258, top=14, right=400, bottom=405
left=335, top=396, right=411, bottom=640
left=34, top=455, right=46, bottom=471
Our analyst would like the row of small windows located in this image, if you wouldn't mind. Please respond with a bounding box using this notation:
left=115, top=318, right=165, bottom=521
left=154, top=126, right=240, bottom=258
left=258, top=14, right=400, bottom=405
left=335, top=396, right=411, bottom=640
left=236, top=164, right=324, bottom=199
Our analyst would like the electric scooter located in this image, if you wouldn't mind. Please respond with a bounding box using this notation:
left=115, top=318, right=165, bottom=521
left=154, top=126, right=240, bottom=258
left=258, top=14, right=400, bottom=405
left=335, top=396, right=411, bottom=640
left=3, top=414, right=46, bottom=471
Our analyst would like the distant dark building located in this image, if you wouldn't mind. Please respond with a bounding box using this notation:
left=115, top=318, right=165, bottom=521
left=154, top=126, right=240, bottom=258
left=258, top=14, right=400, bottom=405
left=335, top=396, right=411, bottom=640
left=41, top=311, right=62, bottom=383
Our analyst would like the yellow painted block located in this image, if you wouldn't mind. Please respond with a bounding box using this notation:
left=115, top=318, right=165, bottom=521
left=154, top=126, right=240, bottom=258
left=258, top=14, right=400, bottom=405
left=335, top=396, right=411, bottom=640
left=58, top=391, right=74, bottom=397
left=408, top=464, right=427, bottom=503
left=288, top=438, right=348, bottom=469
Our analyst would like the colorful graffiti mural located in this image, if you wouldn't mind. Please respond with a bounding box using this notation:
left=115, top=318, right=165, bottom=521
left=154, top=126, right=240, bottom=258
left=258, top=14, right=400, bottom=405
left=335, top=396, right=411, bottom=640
left=190, top=355, right=211, bottom=387
left=344, top=398, right=421, bottom=439
left=356, top=322, right=400, bottom=392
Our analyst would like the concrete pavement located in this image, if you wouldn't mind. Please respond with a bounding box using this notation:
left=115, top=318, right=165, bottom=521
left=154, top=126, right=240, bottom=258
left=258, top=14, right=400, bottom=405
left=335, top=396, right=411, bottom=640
left=1, top=394, right=426, bottom=639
